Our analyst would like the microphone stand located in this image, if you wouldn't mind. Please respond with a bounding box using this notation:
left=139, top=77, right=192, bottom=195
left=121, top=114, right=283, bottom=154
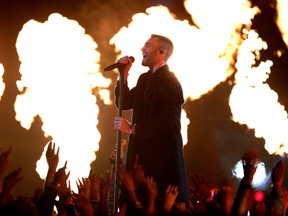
left=112, top=67, right=124, bottom=215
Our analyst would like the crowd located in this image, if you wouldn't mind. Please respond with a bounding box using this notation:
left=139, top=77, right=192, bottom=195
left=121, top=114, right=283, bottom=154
left=0, top=141, right=287, bottom=216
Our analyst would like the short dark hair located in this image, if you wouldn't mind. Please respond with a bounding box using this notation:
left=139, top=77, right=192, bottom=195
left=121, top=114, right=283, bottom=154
left=151, top=34, right=173, bottom=60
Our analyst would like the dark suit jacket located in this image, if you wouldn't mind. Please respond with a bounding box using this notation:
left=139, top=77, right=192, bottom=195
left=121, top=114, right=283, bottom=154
left=115, top=65, right=189, bottom=205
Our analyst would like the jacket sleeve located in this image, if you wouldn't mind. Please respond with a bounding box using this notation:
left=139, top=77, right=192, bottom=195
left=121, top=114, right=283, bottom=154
left=115, top=81, right=134, bottom=111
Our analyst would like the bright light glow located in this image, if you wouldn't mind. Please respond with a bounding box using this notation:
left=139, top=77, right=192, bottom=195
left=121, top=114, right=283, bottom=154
left=232, top=160, right=269, bottom=187
left=0, top=64, right=5, bottom=100
left=254, top=190, right=264, bottom=202
left=181, top=110, right=190, bottom=145
left=15, top=13, right=111, bottom=191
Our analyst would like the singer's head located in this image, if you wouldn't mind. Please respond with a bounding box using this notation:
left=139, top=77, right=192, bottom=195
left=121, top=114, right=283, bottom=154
left=151, top=34, right=174, bottom=60
left=141, top=34, right=174, bottom=71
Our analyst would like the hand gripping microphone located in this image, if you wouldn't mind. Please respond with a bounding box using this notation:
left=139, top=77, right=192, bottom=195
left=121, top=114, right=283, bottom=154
left=104, top=56, right=135, bottom=71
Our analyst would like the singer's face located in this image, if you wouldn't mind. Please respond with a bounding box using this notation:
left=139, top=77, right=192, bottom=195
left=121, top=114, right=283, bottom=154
left=141, top=37, right=160, bottom=68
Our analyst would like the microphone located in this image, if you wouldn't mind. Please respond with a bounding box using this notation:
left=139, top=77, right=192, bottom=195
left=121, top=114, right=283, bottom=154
left=104, top=56, right=135, bottom=71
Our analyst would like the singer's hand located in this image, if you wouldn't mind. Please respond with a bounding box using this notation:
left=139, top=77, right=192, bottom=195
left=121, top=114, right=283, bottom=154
left=117, top=56, right=133, bottom=82
left=114, top=116, right=130, bottom=134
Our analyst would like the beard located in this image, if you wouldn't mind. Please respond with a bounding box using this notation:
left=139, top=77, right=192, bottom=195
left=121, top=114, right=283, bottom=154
left=141, top=55, right=154, bottom=68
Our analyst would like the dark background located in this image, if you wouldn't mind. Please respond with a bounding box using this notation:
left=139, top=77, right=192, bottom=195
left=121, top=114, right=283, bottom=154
left=0, top=0, right=287, bottom=197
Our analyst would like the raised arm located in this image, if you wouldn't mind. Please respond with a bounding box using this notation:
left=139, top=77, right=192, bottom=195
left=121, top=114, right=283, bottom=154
left=143, top=176, right=158, bottom=215
left=44, top=140, right=60, bottom=188
left=0, top=145, right=13, bottom=178
left=231, top=148, right=258, bottom=216
left=74, top=177, right=94, bottom=216
left=0, top=167, right=23, bottom=207
left=269, top=160, right=286, bottom=215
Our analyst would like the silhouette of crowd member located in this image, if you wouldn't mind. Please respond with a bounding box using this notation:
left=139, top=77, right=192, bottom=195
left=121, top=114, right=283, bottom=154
left=3, top=138, right=288, bottom=216
left=39, top=140, right=110, bottom=216
left=114, top=34, right=189, bottom=207
left=117, top=157, right=188, bottom=215
left=0, top=146, right=37, bottom=216
left=231, top=148, right=258, bottom=216
left=268, top=159, right=287, bottom=216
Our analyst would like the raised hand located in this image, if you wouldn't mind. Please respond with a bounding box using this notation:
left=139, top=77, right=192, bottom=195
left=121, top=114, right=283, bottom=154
left=73, top=177, right=94, bottom=216
left=188, top=174, right=212, bottom=215
left=53, top=161, right=70, bottom=193
left=55, top=180, right=74, bottom=216
left=190, top=174, right=211, bottom=201
left=241, top=148, right=258, bottom=184
left=218, top=178, right=236, bottom=216
left=45, top=140, right=59, bottom=173
left=119, top=164, right=141, bottom=207
left=268, top=160, right=286, bottom=216
left=143, top=176, right=158, bottom=215
left=89, top=169, right=102, bottom=202
left=0, top=145, right=13, bottom=177
left=231, top=148, right=259, bottom=216
left=76, top=177, right=91, bottom=201
left=44, top=141, right=60, bottom=188
left=2, top=167, right=23, bottom=192
left=271, top=160, right=284, bottom=190
left=144, top=176, right=158, bottom=200
left=119, top=165, right=135, bottom=195
left=0, top=167, right=23, bottom=206
left=132, top=155, right=145, bottom=188
left=163, top=185, right=178, bottom=212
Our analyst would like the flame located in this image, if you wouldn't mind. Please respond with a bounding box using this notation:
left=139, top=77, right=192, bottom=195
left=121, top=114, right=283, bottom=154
left=229, top=30, right=288, bottom=155
left=276, top=0, right=288, bottom=47
left=0, top=64, right=5, bottom=100
left=109, top=1, right=258, bottom=145
left=15, top=13, right=111, bottom=191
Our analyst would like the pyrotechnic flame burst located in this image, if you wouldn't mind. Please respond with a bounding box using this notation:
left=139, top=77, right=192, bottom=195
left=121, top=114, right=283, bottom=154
left=276, top=0, right=288, bottom=47
left=229, top=30, right=288, bottom=155
left=15, top=13, right=110, bottom=191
